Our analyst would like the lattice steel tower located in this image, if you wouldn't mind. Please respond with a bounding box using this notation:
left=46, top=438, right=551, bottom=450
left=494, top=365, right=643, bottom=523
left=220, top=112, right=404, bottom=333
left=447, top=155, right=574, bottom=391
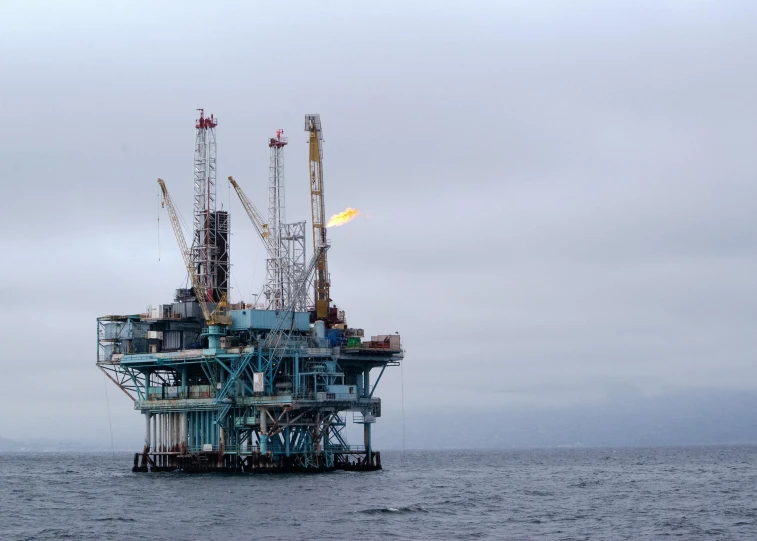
left=264, top=130, right=288, bottom=309
left=192, top=109, right=228, bottom=303
left=305, top=114, right=330, bottom=320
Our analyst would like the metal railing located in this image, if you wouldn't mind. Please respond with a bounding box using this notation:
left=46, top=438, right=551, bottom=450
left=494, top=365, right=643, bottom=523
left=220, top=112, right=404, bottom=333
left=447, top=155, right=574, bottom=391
left=325, top=444, right=366, bottom=453
left=292, top=391, right=363, bottom=401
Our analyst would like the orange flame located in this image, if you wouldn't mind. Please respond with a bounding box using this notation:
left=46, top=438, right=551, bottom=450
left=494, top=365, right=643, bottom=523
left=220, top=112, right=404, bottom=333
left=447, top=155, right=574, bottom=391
left=327, top=207, right=360, bottom=228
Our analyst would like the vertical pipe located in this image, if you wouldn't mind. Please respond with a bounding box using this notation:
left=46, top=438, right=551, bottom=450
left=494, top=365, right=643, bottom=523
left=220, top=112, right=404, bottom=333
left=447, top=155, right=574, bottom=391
left=314, top=412, right=321, bottom=454
left=181, top=411, right=187, bottom=454
left=364, top=422, right=372, bottom=462
left=285, top=426, right=290, bottom=457
left=259, top=408, right=268, bottom=455
left=181, top=368, right=187, bottom=398
left=218, top=425, right=225, bottom=468
left=144, top=412, right=152, bottom=451
left=152, top=414, right=156, bottom=453
left=363, top=369, right=370, bottom=399
left=162, top=414, right=166, bottom=463
left=294, top=352, right=299, bottom=395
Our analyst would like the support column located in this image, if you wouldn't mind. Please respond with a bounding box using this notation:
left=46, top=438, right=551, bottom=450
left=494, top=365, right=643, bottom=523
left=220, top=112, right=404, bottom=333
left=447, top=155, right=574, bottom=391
left=194, top=411, right=199, bottom=452
left=144, top=412, right=152, bottom=452
left=363, top=369, right=370, bottom=398
left=364, top=422, right=372, bottom=465
left=294, top=352, right=299, bottom=396
left=259, top=408, right=268, bottom=455
left=180, top=411, right=187, bottom=454
left=152, top=414, right=156, bottom=454
left=144, top=369, right=151, bottom=399
left=181, top=367, right=187, bottom=398
left=314, top=412, right=321, bottom=455
left=218, top=425, right=225, bottom=468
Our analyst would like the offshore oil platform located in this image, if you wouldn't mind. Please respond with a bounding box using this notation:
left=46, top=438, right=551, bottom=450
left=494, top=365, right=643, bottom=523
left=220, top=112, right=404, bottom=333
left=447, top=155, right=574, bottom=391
left=97, top=111, right=403, bottom=473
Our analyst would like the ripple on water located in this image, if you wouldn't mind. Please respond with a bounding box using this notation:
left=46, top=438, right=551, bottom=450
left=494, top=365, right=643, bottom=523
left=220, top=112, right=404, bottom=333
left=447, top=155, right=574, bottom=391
left=2, top=448, right=757, bottom=540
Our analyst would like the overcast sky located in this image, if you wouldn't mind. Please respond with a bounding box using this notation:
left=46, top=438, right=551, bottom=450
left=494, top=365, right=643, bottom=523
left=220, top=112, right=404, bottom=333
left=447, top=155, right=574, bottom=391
left=2, top=0, right=757, bottom=447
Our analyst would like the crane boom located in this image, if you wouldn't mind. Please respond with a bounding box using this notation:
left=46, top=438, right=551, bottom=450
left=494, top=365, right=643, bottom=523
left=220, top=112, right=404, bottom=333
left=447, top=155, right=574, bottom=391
left=229, top=175, right=305, bottom=308
left=158, top=178, right=213, bottom=323
left=305, top=115, right=330, bottom=321
left=228, top=176, right=271, bottom=249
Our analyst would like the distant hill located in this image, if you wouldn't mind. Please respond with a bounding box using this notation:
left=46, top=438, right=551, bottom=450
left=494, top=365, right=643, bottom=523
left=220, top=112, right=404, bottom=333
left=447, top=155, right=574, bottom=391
left=0, top=436, right=100, bottom=452
left=0, top=436, right=23, bottom=451
left=375, top=388, right=757, bottom=450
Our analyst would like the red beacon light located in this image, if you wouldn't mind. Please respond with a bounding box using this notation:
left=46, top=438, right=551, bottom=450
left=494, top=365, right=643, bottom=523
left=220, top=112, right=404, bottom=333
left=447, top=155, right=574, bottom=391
left=196, top=108, right=217, bottom=129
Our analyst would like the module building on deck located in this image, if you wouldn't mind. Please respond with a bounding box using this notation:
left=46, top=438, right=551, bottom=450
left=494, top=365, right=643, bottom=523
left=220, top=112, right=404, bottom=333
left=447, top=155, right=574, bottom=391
left=97, top=292, right=403, bottom=472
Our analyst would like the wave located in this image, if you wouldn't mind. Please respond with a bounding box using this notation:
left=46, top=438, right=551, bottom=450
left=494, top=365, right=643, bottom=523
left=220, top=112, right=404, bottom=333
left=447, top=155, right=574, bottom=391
left=360, top=505, right=429, bottom=515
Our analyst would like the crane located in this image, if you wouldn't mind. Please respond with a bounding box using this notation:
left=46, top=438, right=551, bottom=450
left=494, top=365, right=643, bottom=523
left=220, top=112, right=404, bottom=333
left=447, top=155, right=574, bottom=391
left=228, top=176, right=270, bottom=246
left=228, top=175, right=291, bottom=307
left=158, top=178, right=230, bottom=327
left=305, top=115, right=330, bottom=321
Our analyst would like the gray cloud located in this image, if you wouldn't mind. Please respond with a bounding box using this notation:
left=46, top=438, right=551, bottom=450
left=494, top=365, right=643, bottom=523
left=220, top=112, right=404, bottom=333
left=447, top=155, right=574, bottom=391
left=2, top=0, right=757, bottom=447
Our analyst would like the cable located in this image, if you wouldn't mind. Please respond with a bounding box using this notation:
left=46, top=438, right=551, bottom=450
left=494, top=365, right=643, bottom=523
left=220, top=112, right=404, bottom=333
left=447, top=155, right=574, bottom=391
left=401, top=358, right=406, bottom=465
left=157, top=183, right=161, bottom=262
left=230, top=269, right=245, bottom=305
left=103, top=372, right=116, bottom=459
left=250, top=240, right=261, bottom=306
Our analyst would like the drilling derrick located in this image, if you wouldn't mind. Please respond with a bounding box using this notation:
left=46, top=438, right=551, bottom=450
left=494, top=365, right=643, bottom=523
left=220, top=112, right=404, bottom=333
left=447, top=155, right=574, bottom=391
left=192, top=109, right=228, bottom=302
left=305, top=115, right=330, bottom=321
left=264, top=130, right=287, bottom=309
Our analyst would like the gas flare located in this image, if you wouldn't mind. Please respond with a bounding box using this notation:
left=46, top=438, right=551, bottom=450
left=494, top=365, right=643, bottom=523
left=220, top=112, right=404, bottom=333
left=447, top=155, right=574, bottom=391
left=327, top=207, right=360, bottom=228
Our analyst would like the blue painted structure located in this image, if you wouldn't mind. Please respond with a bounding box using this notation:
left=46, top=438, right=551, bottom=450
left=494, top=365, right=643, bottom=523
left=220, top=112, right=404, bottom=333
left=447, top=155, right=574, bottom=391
left=230, top=309, right=310, bottom=332
left=97, top=305, right=402, bottom=472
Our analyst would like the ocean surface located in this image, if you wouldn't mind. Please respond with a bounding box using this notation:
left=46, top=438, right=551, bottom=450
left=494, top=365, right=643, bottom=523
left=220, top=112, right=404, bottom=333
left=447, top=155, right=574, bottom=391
left=2, top=446, right=757, bottom=540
